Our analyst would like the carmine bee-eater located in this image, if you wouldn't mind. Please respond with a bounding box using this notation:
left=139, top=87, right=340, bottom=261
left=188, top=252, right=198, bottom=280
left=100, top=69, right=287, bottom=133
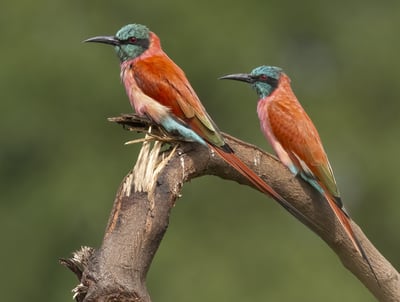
left=220, top=65, right=377, bottom=278
left=84, top=24, right=303, bottom=216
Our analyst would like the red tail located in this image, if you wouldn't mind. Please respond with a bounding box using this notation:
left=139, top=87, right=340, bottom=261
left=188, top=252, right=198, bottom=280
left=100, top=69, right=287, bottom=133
left=324, top=193, right=379, bottom=284
left=210, top=145, right=309, bottom=221
left=212, top=144, right=379, bottom=285
left=324, top=193, right=362, bottom=254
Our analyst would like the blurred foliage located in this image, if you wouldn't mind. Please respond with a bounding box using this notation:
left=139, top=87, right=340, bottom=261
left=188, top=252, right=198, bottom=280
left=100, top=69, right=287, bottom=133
left=1, top=0, right=399, bottom=301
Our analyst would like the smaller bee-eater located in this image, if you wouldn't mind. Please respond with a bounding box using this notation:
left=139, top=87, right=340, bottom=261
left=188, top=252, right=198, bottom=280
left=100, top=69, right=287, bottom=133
left=84, top=25, right=305, bottom=217
left=220, top=65, right=377, bottom=278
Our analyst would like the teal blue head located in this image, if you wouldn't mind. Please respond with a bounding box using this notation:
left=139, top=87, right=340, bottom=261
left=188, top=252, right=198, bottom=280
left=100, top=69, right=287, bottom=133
left=220, top=65, right=283, bottom=98
left=84, top=24, right=150, bottom=62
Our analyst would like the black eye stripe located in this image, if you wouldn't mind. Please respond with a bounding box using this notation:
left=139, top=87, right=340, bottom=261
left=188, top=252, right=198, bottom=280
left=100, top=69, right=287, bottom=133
left=121, top=37, right=150, bottom=49
left=266, top=77, right=278, bottom=88
left=256, top=75, right=278, bottom=89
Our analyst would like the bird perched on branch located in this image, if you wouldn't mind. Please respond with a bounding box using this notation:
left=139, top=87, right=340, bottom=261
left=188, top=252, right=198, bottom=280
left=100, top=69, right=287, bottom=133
left=84, top=24, right=302, bottom=216
left=220, top=65, right=377, bottom=281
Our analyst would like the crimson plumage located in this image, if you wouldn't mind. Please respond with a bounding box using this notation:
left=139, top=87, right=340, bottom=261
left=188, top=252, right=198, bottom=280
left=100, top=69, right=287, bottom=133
left=220, top=65, right=378, bottom=282
left=85, top=24, right=303, bottom=217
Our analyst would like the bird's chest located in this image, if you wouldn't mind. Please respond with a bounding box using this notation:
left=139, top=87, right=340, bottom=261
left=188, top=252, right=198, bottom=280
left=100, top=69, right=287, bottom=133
left=120, top=63, right=169, bottom=123
left=257, top=96, right=302, bottom=152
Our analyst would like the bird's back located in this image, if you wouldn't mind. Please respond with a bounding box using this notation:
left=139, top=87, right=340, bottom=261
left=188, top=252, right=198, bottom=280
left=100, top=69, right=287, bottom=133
left=264, top=74, right=341, bottom=203
left=130, top=50, right=226, bottom=148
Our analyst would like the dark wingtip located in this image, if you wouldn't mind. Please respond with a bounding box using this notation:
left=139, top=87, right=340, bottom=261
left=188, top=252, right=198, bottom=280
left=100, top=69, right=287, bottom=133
left=220, top=143, right=234, bottom=153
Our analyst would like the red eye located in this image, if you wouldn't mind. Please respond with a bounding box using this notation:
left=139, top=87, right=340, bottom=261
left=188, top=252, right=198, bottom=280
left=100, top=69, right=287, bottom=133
left=259, top=74, right=268, bottom=81
left=129, top=37, right=137, bottom=43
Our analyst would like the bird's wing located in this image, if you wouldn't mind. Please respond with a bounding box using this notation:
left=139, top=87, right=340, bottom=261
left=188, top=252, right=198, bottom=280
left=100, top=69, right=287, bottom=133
left=267, top=95, right=341, bottom=203
left=133, top=55, right=225, bottom=147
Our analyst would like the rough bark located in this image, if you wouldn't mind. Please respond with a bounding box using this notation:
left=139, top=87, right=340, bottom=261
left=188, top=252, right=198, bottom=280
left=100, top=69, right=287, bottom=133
left=61, top=114, right=400, bottom=302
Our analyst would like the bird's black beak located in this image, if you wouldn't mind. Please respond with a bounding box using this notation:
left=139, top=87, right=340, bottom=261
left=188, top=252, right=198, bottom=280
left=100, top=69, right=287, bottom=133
left=84, top=36, right=120, bottom=46
left=219, top=73, right=255, bottom=84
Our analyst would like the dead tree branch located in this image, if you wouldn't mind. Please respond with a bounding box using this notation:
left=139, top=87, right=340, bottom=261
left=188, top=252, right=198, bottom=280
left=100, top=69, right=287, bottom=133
left=61, top=114, right=400, bottom=302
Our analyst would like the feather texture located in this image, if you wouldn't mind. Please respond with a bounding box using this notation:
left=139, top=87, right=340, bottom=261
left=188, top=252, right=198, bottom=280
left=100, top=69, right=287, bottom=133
left=220, top=65, right=378, bottom=283
left=259, top=74, right=341, bottom=205
left=85, top=25, right=304, bottom=217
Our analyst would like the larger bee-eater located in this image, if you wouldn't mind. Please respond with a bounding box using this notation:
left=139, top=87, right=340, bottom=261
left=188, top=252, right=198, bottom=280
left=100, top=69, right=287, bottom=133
left=220, top=65, right=376, bottom=278
left=84, top=24, right=303, bottom=216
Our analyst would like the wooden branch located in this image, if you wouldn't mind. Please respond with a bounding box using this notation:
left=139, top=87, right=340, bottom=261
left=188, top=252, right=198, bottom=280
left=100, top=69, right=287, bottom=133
left=61, top=114, right=400, bottom=302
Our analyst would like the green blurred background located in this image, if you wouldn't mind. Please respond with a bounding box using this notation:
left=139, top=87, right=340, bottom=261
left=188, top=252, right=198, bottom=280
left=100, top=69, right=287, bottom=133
left=2, top=0, right=399, bottom=301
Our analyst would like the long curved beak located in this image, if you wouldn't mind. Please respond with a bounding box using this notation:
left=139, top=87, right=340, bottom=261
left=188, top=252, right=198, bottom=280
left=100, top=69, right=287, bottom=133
left=219, top=73, right=255, bottom=83
left=83, top=36, right=120, bottom=46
